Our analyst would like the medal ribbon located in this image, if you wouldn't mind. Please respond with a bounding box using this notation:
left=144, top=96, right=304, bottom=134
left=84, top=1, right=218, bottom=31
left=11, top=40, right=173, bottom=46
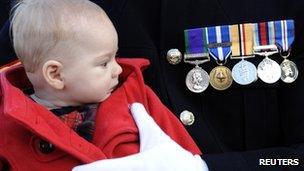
left=253, top=21, right=276, bottom=47
left=184, top=19, right=294, bottom=60
left=205, top=25, right=231, bottom=62
left=274, top=19, right=294, bottom=52
left=230, top=23, right=254, bottom=58
left=184, top=28, right=208, bottom=56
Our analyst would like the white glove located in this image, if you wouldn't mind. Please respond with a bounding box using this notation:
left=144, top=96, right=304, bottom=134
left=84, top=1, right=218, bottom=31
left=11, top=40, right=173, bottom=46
left=72, top=103, right=208, bottom=171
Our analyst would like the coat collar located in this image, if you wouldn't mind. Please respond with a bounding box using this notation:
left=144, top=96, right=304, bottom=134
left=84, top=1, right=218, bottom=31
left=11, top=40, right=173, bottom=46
left=0, top=65, right=106, bottom=163
left=0, top=58, right=150, bottom=162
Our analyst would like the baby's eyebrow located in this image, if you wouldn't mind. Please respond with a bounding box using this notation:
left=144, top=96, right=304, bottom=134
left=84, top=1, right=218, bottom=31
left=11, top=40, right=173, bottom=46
left=94, top=48, right=118, bottom=61
left=102, top=49, right=118, bottom=57
left=97, top=56, right=110, bottom=61
left=93, top=55, right=110, bottom=64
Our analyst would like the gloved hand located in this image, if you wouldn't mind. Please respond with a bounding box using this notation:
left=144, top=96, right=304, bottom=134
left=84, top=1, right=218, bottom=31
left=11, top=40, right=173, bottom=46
left=72, top=103, right=208, bottom=171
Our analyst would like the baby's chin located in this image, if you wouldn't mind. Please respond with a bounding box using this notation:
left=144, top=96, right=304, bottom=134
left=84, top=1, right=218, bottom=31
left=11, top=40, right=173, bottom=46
left=97, top=93, right=112, bottom=102
left=76, top=94, right=111, bottom=105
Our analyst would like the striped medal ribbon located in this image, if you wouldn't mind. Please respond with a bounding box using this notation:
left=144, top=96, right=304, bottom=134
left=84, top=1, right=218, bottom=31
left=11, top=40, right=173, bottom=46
left=183, top=28, right=210, bottom=93
left=275, top=19, right=298, bottom=83
left=206, top=25, right=233, bottom=90
left=254, top=21, right=281, bottom=84
left=230, top=23, right=257, bottom=85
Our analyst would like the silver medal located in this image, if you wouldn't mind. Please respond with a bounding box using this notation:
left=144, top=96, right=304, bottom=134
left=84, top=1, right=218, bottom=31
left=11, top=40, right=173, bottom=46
left=185, top=66, right=209, bottom=93
left=280, top=59, right=298, bottom=83
left=232, top=59, right=257, bottom=85
left=257, top=57, right=281, bottom=84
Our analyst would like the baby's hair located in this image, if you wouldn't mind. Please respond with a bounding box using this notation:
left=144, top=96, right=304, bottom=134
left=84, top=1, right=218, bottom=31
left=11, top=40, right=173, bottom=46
left=10, top=0, right=108, bottom=72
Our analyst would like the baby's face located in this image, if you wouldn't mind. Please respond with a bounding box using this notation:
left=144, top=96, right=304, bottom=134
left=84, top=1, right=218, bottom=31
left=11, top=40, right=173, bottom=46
left=60, top=20, right=122, bottom=105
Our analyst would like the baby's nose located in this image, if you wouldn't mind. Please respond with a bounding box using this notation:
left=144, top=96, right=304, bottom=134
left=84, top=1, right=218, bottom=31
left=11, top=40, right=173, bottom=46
left=113, top=61, right=122, bottom=77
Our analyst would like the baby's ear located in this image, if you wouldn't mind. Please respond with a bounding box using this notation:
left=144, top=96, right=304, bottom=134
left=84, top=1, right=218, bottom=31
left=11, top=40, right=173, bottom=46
left=42, top=60, right=64, bottom=90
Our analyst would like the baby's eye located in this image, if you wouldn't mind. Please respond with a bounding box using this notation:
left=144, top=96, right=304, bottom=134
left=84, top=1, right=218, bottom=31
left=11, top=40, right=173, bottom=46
left=101, top=62, right=108, bottom=67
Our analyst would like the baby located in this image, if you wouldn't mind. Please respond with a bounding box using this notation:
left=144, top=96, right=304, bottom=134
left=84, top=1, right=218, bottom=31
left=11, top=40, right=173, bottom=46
left=0, top=0, right=200, bottom=170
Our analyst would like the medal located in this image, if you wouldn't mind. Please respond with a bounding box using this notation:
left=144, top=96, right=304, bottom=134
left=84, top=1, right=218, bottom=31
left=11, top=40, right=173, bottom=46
left=232, top=59, right=257, bottom=85
left=205, top=25, right=233, bottom=90
left=253, top=22, right=281, bottom=84
left=257, top=57, right=281, bottom=83
left=184, top=28, right=210, bottom=93
left=230, top=23, right=257, bottom=85
left=209, top=65, right=233, bottom=90
left=274, top=20, right=298, bottom=83
left=280, top=59, right=298, bottom=83
left=186, top=66, right=209, bottom=93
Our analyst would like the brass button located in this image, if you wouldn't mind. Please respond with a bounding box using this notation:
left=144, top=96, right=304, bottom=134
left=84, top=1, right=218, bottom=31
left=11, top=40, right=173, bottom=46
left=179, top=110, right=195, bottom=125
left=167, top=49, right=182, bottom=65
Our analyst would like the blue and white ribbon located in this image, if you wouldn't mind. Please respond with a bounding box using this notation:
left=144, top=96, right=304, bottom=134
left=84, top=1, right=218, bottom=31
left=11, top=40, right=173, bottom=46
left=206, top=25, right=231, bottom=62
left=274, top=19, right=294, bottom=52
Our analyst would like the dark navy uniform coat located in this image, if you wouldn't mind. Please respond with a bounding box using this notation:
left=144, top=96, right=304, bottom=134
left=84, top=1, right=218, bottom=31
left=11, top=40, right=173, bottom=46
left=104, top=0, right=304, bottom=170
left=1, top=0, right=304, bottom=170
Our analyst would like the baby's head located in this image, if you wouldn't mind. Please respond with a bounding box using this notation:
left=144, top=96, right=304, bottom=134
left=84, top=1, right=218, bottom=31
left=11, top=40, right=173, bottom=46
left=11, top=0, right=122, bottom=107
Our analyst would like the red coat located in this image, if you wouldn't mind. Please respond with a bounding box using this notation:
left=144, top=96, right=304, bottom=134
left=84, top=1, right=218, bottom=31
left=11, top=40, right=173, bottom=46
left=0, top=58, right=201, bottom=171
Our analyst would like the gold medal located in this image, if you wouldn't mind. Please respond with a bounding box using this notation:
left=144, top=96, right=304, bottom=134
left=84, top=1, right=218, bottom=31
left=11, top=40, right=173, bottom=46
left=209, top=66, right=233, bottom=90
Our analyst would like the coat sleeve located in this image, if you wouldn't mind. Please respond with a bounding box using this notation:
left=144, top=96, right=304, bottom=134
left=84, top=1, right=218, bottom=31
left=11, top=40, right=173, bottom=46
left=202, top=145, right=304, bottom=170
left=101, top=132, right=139, bottom=159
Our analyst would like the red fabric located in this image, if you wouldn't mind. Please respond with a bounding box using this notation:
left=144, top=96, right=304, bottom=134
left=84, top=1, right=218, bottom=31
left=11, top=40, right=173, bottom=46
left=259, top=22, right=268, bottom=45
left=0, top=58, right=201, bottom=171
left=59, top=111, right=83, bottom=130
left=0, top=60, right=20, bottom=72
